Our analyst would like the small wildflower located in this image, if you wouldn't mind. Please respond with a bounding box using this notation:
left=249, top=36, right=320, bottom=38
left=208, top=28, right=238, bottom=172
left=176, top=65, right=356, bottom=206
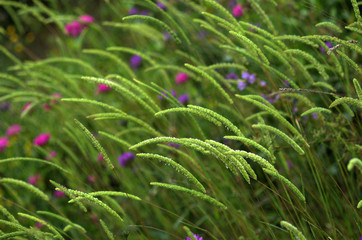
left=65, top=21, right=83, bottom=38
left=287, top=160, right=293, bottom=169
left=168, top=143, right=181, bottom=148
left=320, top=41, right=333, bottom=53
left=129, top=8, right=138, bottom=15
left=6, top=124, right=21, bottom=136
left=175, top=73, right=189, bottom=84
left=33, top=133, right=51, bottom=146
left=157, top=1, right=166, bottom=10
left=312, top=112, right=318, bottom=119
left=22, top=102, right=34, bottom=114
left=130, top=55, right=142, bottom=69
left=43, top=104, right=51, bottom=111
left=50, top=93, right=62, bottom=104
left=259, top=80, right=267, bottom=87
left=35, top=222, right=43, bottom=228
left=197, top=30, right=207, bottom=39
left=118, top=152, right=135, bottom=167
left=28, top=174, right=40, bottom=185
left=0, top=101, right=11, bottom=112
left=97, top=154, right=104, bottom=162
left=0, top=137, right=9, bottom=152
left=283, top=80, right=290, bottom=86
left=46, top=151, right=57, bottom=161
left=54, top=190, right=65, bottom=198
left=248, top=74, right=256, bottom=84
left=139, top=10, right=149, bottom=16
left=225, top=72, right=238, bottom=80
left=184, top=233, right=203, bottom=240
left=238, top=81, right=247, bottom=91
left=232, top=4, right=244, bottom=18
left=158, top=89, right=177, bottom=99
left=178, top=94, right=189, bottom=104
left=78, top=15, right=94, bottom=24
left=88, top=175, right=95, bottom=183
left=241, top=71, right=250, bottom=80
left=98, top=84, right=112, bottom=93
left=164, top=31, right=171, bottom=41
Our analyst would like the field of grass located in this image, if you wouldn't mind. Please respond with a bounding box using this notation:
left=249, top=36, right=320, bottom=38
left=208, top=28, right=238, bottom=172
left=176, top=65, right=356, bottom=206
left=0, top=0, right=361, bottom=239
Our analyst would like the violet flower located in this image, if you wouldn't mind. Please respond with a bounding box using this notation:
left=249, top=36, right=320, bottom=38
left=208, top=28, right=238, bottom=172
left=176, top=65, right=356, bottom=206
left=118, top=152, right=135, bottom=167
left=225, top=72, right=238, bottom=80
left=320, top=41, right=333, bottom=53
left=184, top=233, right=203, bottom=240
left=157, top=2, right=166, bottom=10
left=238, top=81, right=247, bottom=91
left=130, top=55, right=142, bottom=69
left=178, top=94, right=189, bottom=104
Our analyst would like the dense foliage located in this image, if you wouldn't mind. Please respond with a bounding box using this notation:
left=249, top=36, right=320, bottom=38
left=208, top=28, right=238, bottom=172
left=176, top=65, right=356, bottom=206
left=0, top=0, right=361, bottom=239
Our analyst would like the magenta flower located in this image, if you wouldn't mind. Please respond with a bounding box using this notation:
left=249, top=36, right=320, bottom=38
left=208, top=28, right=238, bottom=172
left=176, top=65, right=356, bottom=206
left=0, top=137, right=9, bottom=152
left=157, top=2, right=166, bottom=10
left=43, top=104, right=51, bottom=111
left=175, top=73, right=189, bottom=84
left=6, top=124, right=21, bottom=136
left=118, top=152, right=135, bottom=167
left=184, top=233, right=203, bottom=240
left=98, top=84, right=112, bottom=92
left=232, top=4, right=244, bottom=18
left=78, top=15, right=94, bottom=24
left=97, top=154, right=104, bottom=162
left=178, top=94, right=189, bottom=104
left=65, top=21, right=83, bottom=38
left=88, top=175, right=95, bottom=183
left=130, top=55, right=142, bottom=69
left=33, top=133, right=51, bottom=146
left=238, top=81, right=247, bottom=91
left=28, top=174, right=40, bottom=185
left=35, top=222, right=43, bottom=228
left=54, top=190, right=65, bottom=198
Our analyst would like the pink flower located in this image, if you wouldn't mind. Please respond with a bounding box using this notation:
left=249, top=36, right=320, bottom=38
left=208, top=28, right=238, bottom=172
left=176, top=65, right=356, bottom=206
left=46, top=151, right=57, bottom=161
left=98, top=84, right=112, bottom=92
left=232, top=4, right=244, bottom=18
left=35, top=222, right=43, bottom=228
left=6, top=124, right=21, bottom=136
left=88, top=175, right=95, bottom=183
left=33, top=133, right=51, bottom=146
left=43, top=104, right=51, bottom=111
left=54, top=190, right=65, bottom=198
left=22, top=102, right=34, bottom=114
left=28, top=174, right=40, bottom=185
left=97, top=154, right=104, bottom=162
left=78, top=15, right=94, bottom=24
left=0, top=137, right=9, bottom=152
left=65, top=21, right=83, bottom=38
left=175, top=73, right=189, bottom=84
left=50, top=93, right=62, bottom=104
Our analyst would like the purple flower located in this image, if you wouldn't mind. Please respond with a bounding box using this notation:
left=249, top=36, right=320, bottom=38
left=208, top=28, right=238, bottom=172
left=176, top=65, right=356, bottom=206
left=35, top=222, right=43, bottom=228
left=0, top=137, right=9, bottom=152
left=6, top=124, right=21, bottom=136
left=157, top=1, right=166, bottom=10
left=33, top=133, right=51, bottom=146
left=65, top=21, right=83, bottom=38
left=312, top=112, right=318, bottom=119
left=0, top=101, right=10, bottom=112
left=225, top=72, right=238, bottom=80
left=238, top=81, right=247, bottom=91
left=320, top=41, right=333, bottom=53
left=241, top=71, right=250, bottom=80
left=130, top=55, right=142, bottom=69
left=139, top=10, right=149, bottom=16
left=232, top=4, right=244, bottom=18
left=259, top=80, right=266, bottom=86
left=184, top=233, right=203, bottom=240
left=178, top=94, right=189, bottom=104
left=118, top=152, right=135, bottom=167
left=129, top=8, right=138, bottom=15
left=287, top=160, right=293, bottom=169
left=88, top=175, right=95, bottom=183
left=164, top=31, right=171, bottom=41
left=168, top=142, right=181, bottom=148
left=175, top=73, right=189, bottom=84
left=158, top=89, right=177, bottom=99
left=283, top=80, right=290, bottom=86
left=248, top=74, right=256, bottom=84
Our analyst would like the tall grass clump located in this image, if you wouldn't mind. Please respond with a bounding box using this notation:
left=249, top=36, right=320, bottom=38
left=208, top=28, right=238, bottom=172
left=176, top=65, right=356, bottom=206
left=0, top=0, right=361, bottom=239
